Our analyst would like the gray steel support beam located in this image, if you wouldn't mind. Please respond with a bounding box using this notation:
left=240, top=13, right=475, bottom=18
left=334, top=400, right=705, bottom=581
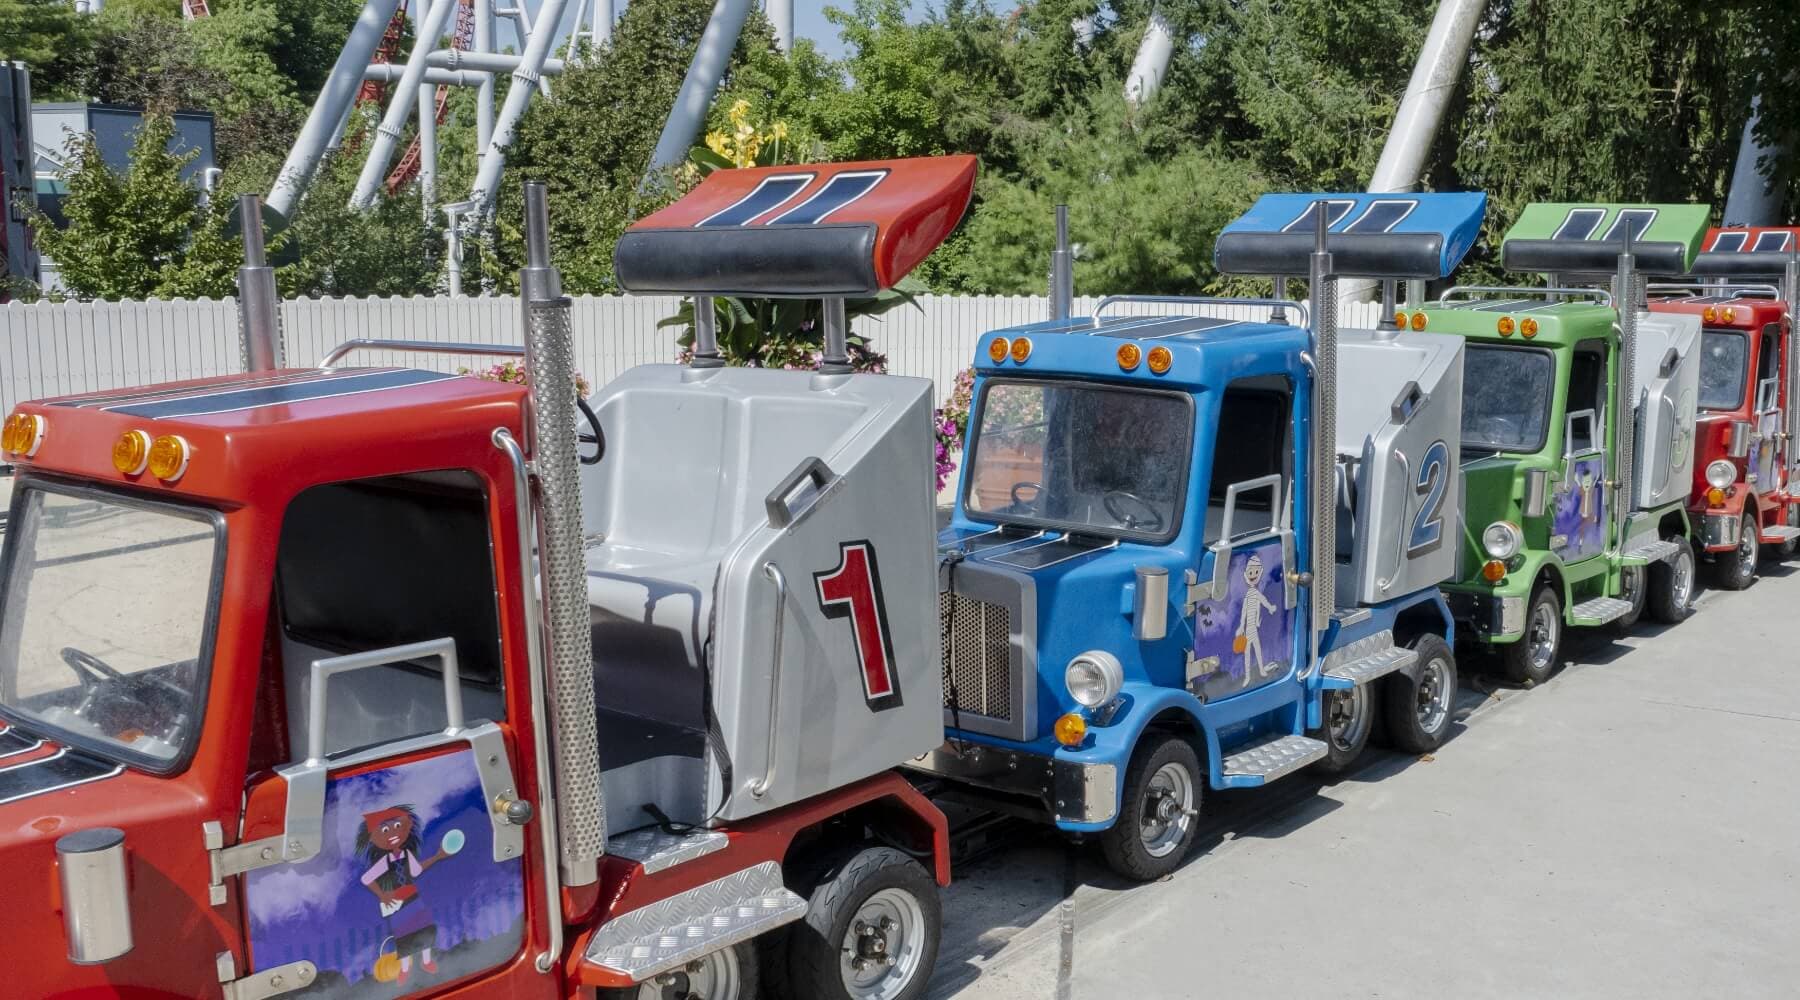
left=1723, top=95, right=1788, bottom=227
left=643, top=0, right=756, bottom=179
left=467, top=0, right=573, bottom=218
left=767, top=0, right=792, bottom=52
left=269, top=0, right=404, bottom=221
left=1123, top=8, right=1175, bottom=107
left=351, top=0, right=462, bottom=209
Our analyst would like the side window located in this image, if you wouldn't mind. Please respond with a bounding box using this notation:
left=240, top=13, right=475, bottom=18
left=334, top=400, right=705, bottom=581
left=275, top=471, right=505, bottom=761
left=1204, top=375, right=1293, bottom=543
left=1566, top=340, right=1607, bottom=454
left=1758, top=324, right=1781, bottom=410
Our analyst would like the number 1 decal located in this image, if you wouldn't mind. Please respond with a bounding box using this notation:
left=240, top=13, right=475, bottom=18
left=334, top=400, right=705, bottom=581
left=1408, top=440, right=1450, bottom=555
left=815, top=540, right=902, bottom=709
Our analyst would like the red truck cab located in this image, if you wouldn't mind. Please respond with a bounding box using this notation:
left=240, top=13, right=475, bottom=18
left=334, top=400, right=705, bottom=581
left=1650, top=226, right=1800, bottom=588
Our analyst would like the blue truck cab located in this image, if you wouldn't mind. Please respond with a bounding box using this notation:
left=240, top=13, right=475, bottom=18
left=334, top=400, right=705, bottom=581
left=911, top=193, right=1487, bottom=880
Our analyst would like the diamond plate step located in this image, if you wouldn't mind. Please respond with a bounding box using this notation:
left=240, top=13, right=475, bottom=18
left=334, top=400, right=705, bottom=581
left=1321, top=629, right=1418, bottom=685
left=1622, top=538, right=1679, bottom=564
left=583, top=861, right=806, bottom=983
left=1759, top=525, right=1800, bottom=543
left=1569, top=595, right=1634, bottom=626
left=1221, top=735, right=1328, bottom=785
left=607, top=828, right=729, bottom=875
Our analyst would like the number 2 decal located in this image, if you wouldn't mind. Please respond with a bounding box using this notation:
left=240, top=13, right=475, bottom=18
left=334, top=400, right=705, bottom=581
left=1408, top=440, right=1450, bottom=555
left=815, top=540, right=902, bottom=709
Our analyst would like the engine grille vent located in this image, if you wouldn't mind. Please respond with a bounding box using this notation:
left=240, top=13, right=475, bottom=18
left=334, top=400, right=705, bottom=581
left=940, top=591, right=1012, bottom=722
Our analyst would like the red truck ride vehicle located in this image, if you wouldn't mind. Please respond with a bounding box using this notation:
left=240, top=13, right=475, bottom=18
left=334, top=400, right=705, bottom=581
left=0, top=159, right=978, bottom=1000
left=1650, top=226, right=1800, bottom=588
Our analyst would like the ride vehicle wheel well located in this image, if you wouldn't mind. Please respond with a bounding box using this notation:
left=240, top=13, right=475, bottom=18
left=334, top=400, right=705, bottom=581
left=1657, top=509, right=1688, bottom=540
left=1391, top=601, right=1450, bottom=647
left=1144, top=707, right=1207, bottom=762
left=782, top=795, right=939, bottom=892
left=1535, top=565, right=1566, bottom=605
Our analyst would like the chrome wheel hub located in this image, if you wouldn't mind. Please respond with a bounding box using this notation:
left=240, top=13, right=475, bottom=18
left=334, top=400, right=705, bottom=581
left=1527, top=603, right=1558, bottom=671
left=642, top=948, right=742, bottom=1000
left=840, top=888, right=926, bottom=1000
left=1326, top=684, right=1372, bottom=751
left=1139, top=761, right=1196, bottom=858
left=1415, top=657, right=1452, bottom=734
left=1671, top=550, right=1693, bottom=608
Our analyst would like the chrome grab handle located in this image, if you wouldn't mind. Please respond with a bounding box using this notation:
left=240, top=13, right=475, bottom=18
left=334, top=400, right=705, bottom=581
left=1376, top=448, right=1409, bottom=591
left=493, top=427, right=562, bottom=975
left=307, top=637, right=463, bottom=766
left=1437, top=285, right=1613, bottom=307
left=751, top=563, right=788, bottom=799
left=320, top=338, right=525, bottom=367
left=1217, top=473, right=1285, bottom=545
left=1093, top=294, right=1307, bottom=326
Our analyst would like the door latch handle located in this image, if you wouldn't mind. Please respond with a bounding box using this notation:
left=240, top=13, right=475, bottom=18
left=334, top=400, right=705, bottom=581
left=1287, top=571, right=1313, bottom=586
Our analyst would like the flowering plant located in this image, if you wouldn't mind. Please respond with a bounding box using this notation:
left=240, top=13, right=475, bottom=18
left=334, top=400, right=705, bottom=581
left=459, top=360, right=592, bottom=398
left=932, top=367, right=976, bottom=492
left=697, top=99, right=791, bottom=171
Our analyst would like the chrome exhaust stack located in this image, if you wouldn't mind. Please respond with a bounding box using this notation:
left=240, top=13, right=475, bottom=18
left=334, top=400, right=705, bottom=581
left=1049, top=204, right=1073, bottom=321
left=235, top=194, right=284, bottom=372
left=520, top=182, right=604, bottom=887
left=1307, top=202, right=1338, bottom=636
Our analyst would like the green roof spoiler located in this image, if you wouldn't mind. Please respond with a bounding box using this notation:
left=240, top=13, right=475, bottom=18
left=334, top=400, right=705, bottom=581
left=1500, top=203, right=1710, bottom=276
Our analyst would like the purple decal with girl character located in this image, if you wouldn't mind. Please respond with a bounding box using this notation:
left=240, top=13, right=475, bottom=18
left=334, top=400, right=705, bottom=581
left=245, top=748, right=525, bottom=999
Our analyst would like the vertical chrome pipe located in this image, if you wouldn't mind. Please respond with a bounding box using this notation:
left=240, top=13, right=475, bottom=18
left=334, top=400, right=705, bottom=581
left=1307, top=202, right=1338, bottom=635
left=1787, top=255, right=1800, bottom=475
left=1612, top=237, right=1639, bottom=551
left=236, top=194, right=283, bottom=372
left=57, top=828, right=132, bottom=964
left=519, top=182, right=603, bottom=887
left=820, top=296, right=851, bottom=374
left=690, top=296, right=723, bottom=368
left=1049, top=204, right=1073, bottom=321
left=1377, top=279, right=1399, bottom=331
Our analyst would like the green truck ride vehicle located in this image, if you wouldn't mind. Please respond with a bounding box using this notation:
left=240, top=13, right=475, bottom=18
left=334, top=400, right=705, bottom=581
left=1404, top=203, right=1709, bottom=683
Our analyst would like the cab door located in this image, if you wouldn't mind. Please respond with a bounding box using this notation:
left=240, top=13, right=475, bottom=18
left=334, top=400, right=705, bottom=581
left=223, top=471, right=543, bottom=1000
left=1750, top=323, right=1782, bottom=495
left=1186, top=378, right=1298, bottom=702
left=1553, top=342, right=1609, bottom=563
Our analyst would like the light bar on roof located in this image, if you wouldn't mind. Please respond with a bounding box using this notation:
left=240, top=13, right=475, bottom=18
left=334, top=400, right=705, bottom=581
left=1690, top=225, right=1800, bottom=278
left=1214, top=191, right=1487, bottom=278
left=1501, top=203, right=1708, bottom=275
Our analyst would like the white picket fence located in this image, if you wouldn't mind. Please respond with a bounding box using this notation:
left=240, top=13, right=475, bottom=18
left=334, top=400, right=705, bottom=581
left=0, top=293, right=1386, bottom=416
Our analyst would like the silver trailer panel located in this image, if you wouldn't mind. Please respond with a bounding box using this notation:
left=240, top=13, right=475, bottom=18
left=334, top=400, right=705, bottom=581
left=1630, top=309, right=1701, bottom=511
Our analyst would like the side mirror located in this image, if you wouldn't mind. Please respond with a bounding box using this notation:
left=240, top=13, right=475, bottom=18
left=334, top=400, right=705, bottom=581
left=1133, top=566, right=1169, bottom=642
left=1522, top=468, right=1550, bottom=518
left=1727, top=420, right=1753, bottom=459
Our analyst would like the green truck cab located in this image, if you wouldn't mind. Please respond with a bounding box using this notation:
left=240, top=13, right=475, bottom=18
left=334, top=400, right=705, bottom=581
left=1408, top=204, right=1710, bottom=683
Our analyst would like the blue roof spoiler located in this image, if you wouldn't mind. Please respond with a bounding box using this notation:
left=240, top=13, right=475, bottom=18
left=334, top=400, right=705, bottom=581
left=1214, top=192, right=1488, bottom=279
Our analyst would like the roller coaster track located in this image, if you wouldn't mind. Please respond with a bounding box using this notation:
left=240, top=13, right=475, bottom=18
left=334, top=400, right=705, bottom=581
left=386, top=0, right=476, bottom=194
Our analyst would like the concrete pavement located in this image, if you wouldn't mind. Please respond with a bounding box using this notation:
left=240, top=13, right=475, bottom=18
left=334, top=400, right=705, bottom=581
left=929, top=569, right=1800, bottom=999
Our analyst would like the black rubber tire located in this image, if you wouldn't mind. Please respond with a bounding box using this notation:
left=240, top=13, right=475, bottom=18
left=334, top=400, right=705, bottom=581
left=598, top=940, right=759, bottom=1000
left=1501, top=584, right=1561, bottom=686
left=1608, top=563, right=1647, bottom=634
left=1098, top=733, right=1203, bottom=882
left=1311, top=684, right=1378, bottom=776
left=1713, top=513, right=1758, bottom=590
left=1383, top=634, right=1457, bottom=754
left=785, top=845, right=940, bottom=1000
left=1649, top=536, right=1696, bottom=624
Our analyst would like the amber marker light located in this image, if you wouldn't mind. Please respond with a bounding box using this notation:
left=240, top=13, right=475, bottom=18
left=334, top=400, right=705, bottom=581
left=2, top=413, right=45, bottom=457
left=1497, top=316, right=1516, bottom=337
left=988, top=337, right=1010, bottom=363
left=1053, top=712, right=1088, bottom=747
left=1706, top=487, right=1726, bottom=506
left=112, top=430, right=151, bottom=475
left=1117, top=342, right=1142, bottom=371
left=1394, top=311, right=1409, bottom=329
left=1010, top=337, right=1033, bottom=363
left=1481, top=559, right=1507, bottom=583
left=1703, top=306, right=1718, bottom=323
left=147, top=434, right=191, bottom=483
left=1147, top=345, right=1173, bottom=374
left=1409, top=311, right=1427, bottom=331
left=1521, top=317, right=1540, bottom=339
left=1722, top=307, right=1737, bottom=323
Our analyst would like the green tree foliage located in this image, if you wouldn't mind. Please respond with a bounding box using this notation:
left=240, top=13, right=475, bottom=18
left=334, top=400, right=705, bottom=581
left=0, top=0, right=93, bottom=98
left=28, top=114, right=239, bottom=300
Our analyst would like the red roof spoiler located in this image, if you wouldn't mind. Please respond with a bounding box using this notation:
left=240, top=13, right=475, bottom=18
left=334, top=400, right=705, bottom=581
left=1692, top=226, right=1800, bottom=277
left=613, top=155, right=977, bottom=298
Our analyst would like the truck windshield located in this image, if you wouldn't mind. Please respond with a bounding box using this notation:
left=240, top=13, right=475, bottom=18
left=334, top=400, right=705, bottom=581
left=0, top=485, right=221, bottom=770
left=1697, top=329, right=1749, bottom=411
left=1462, top=344, right=1554, bottom=454
left=963, top=379, right=1191, bottom=542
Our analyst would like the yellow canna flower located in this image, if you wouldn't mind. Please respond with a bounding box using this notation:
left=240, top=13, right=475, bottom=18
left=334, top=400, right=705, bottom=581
left=771, top=120, right=789, bottom=141
left=705, top=131, right=730, bottom=156
left=728, top=98, right=751, bottom=126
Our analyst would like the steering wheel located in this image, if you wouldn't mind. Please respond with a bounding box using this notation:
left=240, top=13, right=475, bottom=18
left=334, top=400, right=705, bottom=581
left=1104, top=490, right=1165, bottom=532
left=577, top=397, right=606, bottom=466
left=61, top=646, right=125, bottom=687
left=1009, top=481, right=1043, bottom=513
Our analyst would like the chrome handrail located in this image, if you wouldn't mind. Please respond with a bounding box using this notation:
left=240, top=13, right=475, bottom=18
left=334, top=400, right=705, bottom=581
left=1436, top=285, right=1613, bottom=307
left=319, top=338, right=525, bottom=367
left=1092, top=294, right=1307, bottom=326
left=492, top=427, right=562, bottom=975
left=1646, top=281, right=1781, bottom=300
left=307, top=637, right=462, bottom=765
left=750, top=562, right=788, bottom=799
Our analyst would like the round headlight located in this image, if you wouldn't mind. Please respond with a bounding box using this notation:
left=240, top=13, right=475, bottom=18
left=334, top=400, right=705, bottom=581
left=1482, top=520, right=1522, bottom=560
left=1064, top=650, right=1124, bottom=709
left=1705, top=459, right=1736, bottom=490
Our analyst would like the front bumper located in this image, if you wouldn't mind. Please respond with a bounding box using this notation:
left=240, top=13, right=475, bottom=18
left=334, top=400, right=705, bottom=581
left=908, top=742, right=1118, bottom=828
left=1700, top=511, right=1741, bottom=552
left=1443, top=589, right=1526, bottom=643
